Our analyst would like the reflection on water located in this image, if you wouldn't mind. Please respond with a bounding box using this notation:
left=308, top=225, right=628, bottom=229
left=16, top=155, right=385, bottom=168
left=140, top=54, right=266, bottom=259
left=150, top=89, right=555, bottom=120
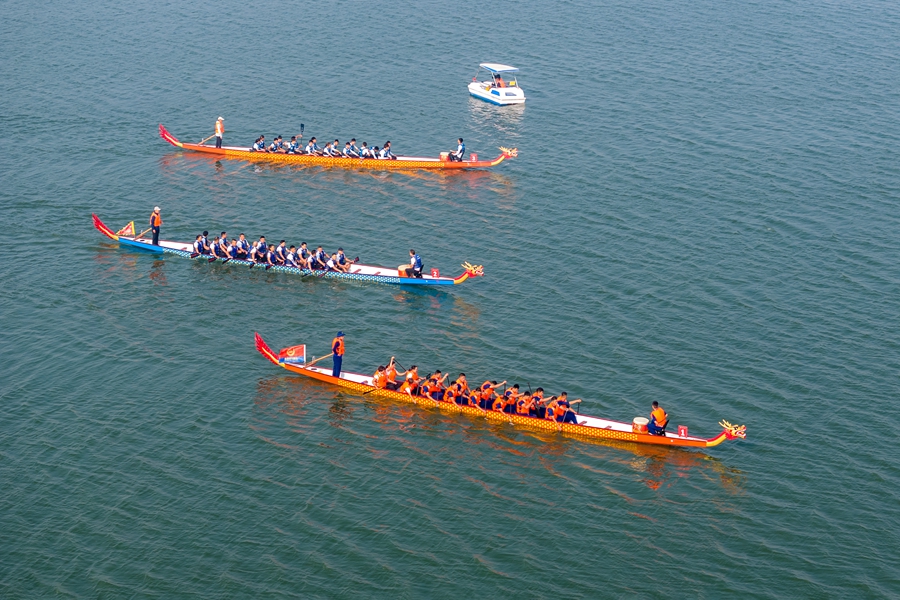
left=467, top=98, right=526, bottom=137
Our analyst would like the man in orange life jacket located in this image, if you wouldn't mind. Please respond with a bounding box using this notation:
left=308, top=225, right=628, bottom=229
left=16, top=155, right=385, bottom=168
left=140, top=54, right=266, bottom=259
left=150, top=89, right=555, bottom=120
left=149, top=206, right=162, bottom=245
left=214, top=117, right=224, bottom=148
left=648, top=401, right=668, bottom=436
left=331, top=332, right=345, bottom=378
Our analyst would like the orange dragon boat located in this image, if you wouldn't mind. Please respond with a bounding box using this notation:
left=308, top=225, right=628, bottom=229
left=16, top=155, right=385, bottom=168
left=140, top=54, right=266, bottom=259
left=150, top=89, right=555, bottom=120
left=159, top=125, right=517, bottom=170
left=255, top=333, right=747, bottom=450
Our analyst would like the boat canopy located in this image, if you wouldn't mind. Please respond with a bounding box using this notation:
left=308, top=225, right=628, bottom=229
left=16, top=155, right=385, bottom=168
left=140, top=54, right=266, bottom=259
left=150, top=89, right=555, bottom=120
left=479, top=63, right=520, bottom=73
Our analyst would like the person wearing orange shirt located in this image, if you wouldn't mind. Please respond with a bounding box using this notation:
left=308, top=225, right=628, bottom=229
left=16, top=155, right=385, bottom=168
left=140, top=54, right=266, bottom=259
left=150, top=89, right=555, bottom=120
left=371, top=366, right=387, bottom=389
left=331, top=332, right=345, bottom=378
left=214, top=117, right=225, bottom=148
left=385, top=358, right=400, bottom=391
left=149, top=207, right=162, bottom=245
left=648, top=401, right=668, bottom=436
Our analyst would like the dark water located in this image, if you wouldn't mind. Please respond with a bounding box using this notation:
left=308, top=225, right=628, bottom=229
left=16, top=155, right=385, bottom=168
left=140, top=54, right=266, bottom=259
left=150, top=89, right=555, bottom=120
left=2, top=0, right=899, bottom=596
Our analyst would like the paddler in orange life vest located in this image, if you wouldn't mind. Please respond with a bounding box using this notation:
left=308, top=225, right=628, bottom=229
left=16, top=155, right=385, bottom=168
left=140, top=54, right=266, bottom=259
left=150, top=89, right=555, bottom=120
left=149, top=206, right=162, bottom=245
left=331, top=332, right=345, bottom=378
left=648, top=401, right=668, bottom=436
left=372, top=366, right=387, bottom=389
left=214, top=116, right=224, bottom=148
left=384, top=358, right=400, bottom=390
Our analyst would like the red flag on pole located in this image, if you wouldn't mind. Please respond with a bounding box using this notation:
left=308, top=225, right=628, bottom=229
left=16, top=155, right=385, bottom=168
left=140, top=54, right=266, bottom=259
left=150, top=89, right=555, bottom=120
left=278, top=344, right=306, bottom=365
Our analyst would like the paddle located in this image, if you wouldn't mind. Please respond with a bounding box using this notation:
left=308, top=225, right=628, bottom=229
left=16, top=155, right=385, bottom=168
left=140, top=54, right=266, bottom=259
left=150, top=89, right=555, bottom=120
left=136, top=227, right=152, bottom=239
left=199, top=134, right=216, bottom=145
left=304, top=353, right=334, bottom=368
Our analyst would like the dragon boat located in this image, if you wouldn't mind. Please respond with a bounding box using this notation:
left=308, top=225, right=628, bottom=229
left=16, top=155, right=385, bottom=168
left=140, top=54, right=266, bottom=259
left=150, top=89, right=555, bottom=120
left=255, top=333, right=747, bottom=449
left=92, top=214, right=485, bottom=287
left=159, top=125, right=517, bottom=170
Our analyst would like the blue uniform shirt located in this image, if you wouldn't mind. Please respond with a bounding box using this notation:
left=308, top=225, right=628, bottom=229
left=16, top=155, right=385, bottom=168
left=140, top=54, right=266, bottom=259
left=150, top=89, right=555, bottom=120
left=412, top=254, right=422, bottom=270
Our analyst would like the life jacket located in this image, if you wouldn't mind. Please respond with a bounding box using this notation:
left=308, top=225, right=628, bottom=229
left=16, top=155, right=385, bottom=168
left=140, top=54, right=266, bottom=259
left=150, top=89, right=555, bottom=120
left=444, top=388, right=457, bottom=403
left=455, top=377, right=468, bottom=393
left=412, top=254, right=423, bottom=270
left=651, top=407, right=668, bottom=427
left=237, top=239, right=249, bottom=251
left=332, top=337, right=345, bottom=356
left=215, top=120, right=224, bottom=135
left=150, top=212, right=162, bottom=227
left=545, top=405, right=557, bottom=421
left=492, top=397, right=504, bottom=412
left=406, top=368, right=419, bottom=383
left=385, top=365, right=397, bottom=383
left=372, top=371, right=386, bottom=389
left=516, top=398, right=530, bottom=415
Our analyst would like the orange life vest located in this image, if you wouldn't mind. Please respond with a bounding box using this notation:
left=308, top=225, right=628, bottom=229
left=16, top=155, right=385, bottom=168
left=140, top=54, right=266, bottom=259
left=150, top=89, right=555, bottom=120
left=651, top=407, right=668, bottom=427
left=386, top=365, right=398, bottom=383
left=215, top=120, right=224, bottom=135
left=372, top=371, right=386, bottom=389
left=444, top=388, right=457, bottom=403
left=150, top=212, right=162, bottom=227
left=492, top=397, right=504, bottom=411
left=332, top=337, right=345, bottom=356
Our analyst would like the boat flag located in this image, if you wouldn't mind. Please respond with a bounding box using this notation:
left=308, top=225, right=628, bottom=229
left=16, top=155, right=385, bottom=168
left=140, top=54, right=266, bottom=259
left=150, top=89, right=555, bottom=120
left=278, top=344, right=306, bottom=365
left=116, top=221, right=135, bottom=237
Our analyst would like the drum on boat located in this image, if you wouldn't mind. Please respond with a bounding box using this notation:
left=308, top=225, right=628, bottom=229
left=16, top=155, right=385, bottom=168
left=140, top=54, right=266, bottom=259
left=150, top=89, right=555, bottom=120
left=632, top=417, right=649, bottom=434
left=440, top=152, right=450, bottom=162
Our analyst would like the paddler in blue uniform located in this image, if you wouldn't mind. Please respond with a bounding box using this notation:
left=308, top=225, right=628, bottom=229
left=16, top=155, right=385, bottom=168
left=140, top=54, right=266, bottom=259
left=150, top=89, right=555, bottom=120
left=285, top=245, right=299, bottom=267
left=348, top=139, right=360, bottom=158
left=274, top=240, right=287, bottom=265
left=305, top=137, right=321, bottom=155
left=449, top=138, right=465, bottom=162
left=236, top=234, right=250, bottom=259
left=404, top=249, right=424, bottom=278
left=331, top=332, right=345, bottom=378
left=228, top=240, right=239, bottom=259
left=648, top=401, right=668, bottom=436
left=251, top=135, right=266, bottom=152
left=287, top=136, right=302, bottom=154
left=554, top=392, right=580, bottom=424
left=192, top=234, right=205, bottom=255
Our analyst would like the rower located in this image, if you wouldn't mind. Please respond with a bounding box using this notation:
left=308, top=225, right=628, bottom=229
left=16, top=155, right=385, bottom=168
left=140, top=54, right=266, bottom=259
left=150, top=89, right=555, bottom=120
left=325, top=253, right=340, bottom=271
left=200, top=231, right=211, bottom=253
left=275, top=240, right=288, bottom=264
left=209, top=237, right=224, bottom=258
left=334, top=248, right=352, bottom=272
left=372, top=366, right=387, bottom=389
left=285, top=245, right=299, bottom=267
left=286, top=135, right=302, bottom=154
left=502, top=384, right=521, bottom=414
left=516, top=391, right=534, bottom=416
left=403, top=365, right=420, bottom=395
left=421, top=378, right=440, bottom=401
left=308, top=246, right=326, bottom=270
left=265, top=245, right=278, bottom=266
left=192, top=234, right=205, bottom=255
left=555, top=392, right=579, bottom=424
left=257, top=236, right=268, bottom=254
left=380, top=141, right=397, bottom=160
left=228, top=240, right=240, bottom=259
left=478, top=380, right=505, bottom=410
left=305, top=137, right=321, bottom=155
left=371, top=146, right=381, bottom=159
left=454, top=373, right=469, bottom=395
left=322, top=140, right=339, bottom=157
left=341, top=142, right=354, bottom=158
left=252, top=135, right=266, bottom=152
left=331, top=332, right=345, bottom=378
left=385, top=358, right=400, bottom=390
left=348, top=139, right=360, bottom=157
left=648, top=401, right=668, bottom=436
left=449, top=138, right=465, bottom=162
left=404, top=249, right=424, bottom=278
left=218, top=231, right=228, bottom=246
left=531, top=387, right=546, bottom=418
left=236, top=234, right=250, bottom=258
left=359, top=142, right=371, bottom=158
left=544, top=397, right=560, bottom=422
left=248, top=242, right=261, bottom=263
left=444, top=383, right=458, bottom=405
left=267, top=136, right=283, bottom=153
left=297, top=242, right=309, bottom=265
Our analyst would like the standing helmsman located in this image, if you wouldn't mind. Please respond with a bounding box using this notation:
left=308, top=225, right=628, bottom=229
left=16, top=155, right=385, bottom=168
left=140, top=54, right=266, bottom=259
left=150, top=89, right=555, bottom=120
left=332, top=332, right=345, bottom=378
left=149, top=206, right=162, bottom=245
left=214, top=116, right=225, bottom=148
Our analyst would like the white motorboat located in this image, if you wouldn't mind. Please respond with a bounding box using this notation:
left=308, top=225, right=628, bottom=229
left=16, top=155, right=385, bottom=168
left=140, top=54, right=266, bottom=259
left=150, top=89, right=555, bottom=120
left=468, top=63, right=526, bottom=105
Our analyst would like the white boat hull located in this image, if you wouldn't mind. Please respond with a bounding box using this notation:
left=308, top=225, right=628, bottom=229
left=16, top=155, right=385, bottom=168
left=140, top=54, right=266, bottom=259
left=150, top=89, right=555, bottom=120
left=468, top=81, right=526, bottom=105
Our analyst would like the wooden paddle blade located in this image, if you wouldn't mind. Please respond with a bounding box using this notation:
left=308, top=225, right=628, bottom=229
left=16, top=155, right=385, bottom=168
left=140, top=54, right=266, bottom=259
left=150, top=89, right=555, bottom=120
left=190, top=253, right=200, bottom=258
left=265, top=265, right=271, bottom=270
left=249, top=263, right=255, bottom=269
left=222, top=259, right=231, bottom=264
left=208, top=257, right=217, bottom=263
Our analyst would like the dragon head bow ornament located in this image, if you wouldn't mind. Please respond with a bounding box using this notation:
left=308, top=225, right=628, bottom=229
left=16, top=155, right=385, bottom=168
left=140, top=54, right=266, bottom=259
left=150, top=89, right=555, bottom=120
left=499, top=146, right=518, bottom=158
left=461, top=262, right=485, bottom=277
left=719, top=420, right=747, bottom=439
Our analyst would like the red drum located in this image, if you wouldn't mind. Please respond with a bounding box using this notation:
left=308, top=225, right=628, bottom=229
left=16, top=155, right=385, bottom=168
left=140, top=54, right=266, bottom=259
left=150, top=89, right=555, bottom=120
left=632, top=417, right=649, bottom=434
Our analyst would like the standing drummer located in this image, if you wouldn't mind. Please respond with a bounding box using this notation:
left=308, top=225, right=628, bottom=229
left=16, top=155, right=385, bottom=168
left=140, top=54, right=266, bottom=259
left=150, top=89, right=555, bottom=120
left=648, top=401, right=668, bottom=436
